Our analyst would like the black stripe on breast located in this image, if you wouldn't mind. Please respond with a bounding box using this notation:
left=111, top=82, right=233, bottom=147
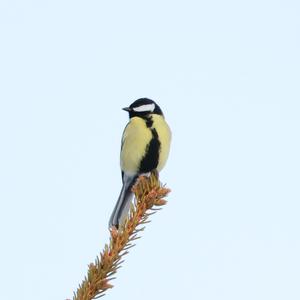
left=139, top=128, right=160, bottom=173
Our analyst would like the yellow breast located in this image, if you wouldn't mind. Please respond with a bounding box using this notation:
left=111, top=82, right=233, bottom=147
left=151, top=114, right=171, bottom=172
left=120, top=115, right=171, bottom=174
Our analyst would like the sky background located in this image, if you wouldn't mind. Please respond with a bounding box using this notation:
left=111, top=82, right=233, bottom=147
left=0, top=1, right=300, bottom=299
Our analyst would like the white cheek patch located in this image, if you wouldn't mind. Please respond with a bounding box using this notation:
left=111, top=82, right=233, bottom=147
left=132, top=103, right=155, bottom=112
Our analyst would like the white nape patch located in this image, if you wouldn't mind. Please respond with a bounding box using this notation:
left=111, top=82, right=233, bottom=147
left=132, top=103, right=155, bottom=112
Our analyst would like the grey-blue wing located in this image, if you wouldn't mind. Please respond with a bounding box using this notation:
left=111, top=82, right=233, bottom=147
left=109, top=173, right=138, bottom=229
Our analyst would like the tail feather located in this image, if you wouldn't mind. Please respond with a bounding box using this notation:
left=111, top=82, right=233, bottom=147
left=109, top=174, right=137, bottom=229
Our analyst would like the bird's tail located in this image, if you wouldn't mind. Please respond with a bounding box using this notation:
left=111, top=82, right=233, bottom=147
left=109, top=175, right=137, bottom=229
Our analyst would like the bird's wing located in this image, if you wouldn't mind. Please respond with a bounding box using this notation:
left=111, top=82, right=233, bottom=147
left=109, top=173, right=137, bottom=229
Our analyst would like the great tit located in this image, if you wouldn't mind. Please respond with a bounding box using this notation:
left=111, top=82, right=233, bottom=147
left=109, top=98, right=171, bottom=229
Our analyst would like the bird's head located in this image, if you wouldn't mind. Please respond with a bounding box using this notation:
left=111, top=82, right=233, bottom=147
left=123, top=98, right=163, bottom=118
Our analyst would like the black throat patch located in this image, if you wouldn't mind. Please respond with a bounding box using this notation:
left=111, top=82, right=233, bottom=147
left=144, top=116, right=153, bottom=128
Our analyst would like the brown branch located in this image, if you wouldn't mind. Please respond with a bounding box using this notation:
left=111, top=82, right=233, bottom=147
left=72, top=172, right=170, bottom=300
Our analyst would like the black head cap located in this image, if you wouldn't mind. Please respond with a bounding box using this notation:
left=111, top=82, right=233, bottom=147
left=123, top=98, right=163, bottom=118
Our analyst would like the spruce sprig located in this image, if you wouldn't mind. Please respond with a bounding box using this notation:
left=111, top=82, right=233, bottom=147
left=72, top=172, right=170, bottom=300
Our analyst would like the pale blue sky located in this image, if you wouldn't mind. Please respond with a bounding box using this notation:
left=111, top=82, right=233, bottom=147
left=0, top=1, right=300, bottom=299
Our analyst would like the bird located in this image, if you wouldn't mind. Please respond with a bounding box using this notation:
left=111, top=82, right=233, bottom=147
left=109, top=98, right=171, bottom=229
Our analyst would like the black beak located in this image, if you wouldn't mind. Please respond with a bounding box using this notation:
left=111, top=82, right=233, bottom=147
left=122, top=107, right=131, bottom=112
